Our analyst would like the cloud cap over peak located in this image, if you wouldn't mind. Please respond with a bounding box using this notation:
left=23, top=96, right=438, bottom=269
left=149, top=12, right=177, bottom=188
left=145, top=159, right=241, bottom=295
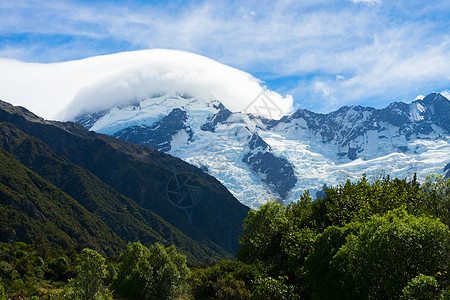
left=63, top=49, right=293, bottom=120
left=0, top=49, right=293, bottom=120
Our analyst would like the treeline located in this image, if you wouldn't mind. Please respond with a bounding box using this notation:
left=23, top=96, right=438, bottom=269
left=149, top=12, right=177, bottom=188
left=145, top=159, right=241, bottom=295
left=0, top=240, right=189, bottom=300
left=0, top=174, right=449, bottom=299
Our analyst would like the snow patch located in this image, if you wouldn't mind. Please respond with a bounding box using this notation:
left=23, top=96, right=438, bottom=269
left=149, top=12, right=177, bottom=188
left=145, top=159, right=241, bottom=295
left=410, top=102, right=426, bottom=121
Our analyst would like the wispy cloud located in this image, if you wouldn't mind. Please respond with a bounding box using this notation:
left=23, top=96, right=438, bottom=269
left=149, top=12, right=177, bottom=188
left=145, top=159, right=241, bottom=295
left=351, top=0, right=381, bottom=4
left=0, top=0, right=449, bottom=112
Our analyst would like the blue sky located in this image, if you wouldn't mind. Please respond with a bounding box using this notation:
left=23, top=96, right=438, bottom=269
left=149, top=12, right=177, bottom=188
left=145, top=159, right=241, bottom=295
left=1, top=0, right=449, bottom=113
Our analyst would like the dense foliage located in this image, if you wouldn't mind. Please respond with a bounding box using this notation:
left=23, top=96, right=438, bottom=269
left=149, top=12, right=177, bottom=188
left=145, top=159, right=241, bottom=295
left=0, top=174, right=449, bottom=299
left=0, top=241, right=189, bottom=299
left=52, top=248, right=113, bottom=300
left=112, top=242, right=189, bottom=300
left=233, top=174, right=450, bottom=299
left=308, top=209, right=449, bottom=299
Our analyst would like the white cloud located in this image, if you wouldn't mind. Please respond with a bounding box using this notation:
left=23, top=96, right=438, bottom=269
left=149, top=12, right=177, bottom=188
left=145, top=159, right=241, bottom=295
left=441, top=91, right=450, bottom=100
left=351, top=0, right=381, bottom=3
left=0, top=49, right=293, bottom=120
left=1, top=0, right=450, bottom=112
left=414, top=95, right=424, bottom=101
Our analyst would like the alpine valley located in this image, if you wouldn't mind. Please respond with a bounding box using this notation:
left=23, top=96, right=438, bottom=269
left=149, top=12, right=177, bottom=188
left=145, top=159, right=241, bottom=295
left=75, top=92, right=450, bottom=208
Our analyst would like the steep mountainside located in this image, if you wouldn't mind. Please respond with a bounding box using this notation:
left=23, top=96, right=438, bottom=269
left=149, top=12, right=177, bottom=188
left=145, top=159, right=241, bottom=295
left=75, top=93, right=450, bottom=208
left=0, top=147, right=125, bottom=255
left=0, top=100, right=249, bottom=260
left=0, top=123, right=229, bottom=262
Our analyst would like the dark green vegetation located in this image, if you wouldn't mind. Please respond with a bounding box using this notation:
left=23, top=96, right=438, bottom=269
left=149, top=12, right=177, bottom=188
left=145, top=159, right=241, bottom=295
left=0, top=100, right=249, bottom=262
left=0, top=241, right=189, bottom=299
left=1, top=174, right=448, bottom=299
left=187, top=174, right=449, bottom=299
left=0, top=147, right=124, bottom=253
left=236, top=174, right=449, bottom=299
left=112, top=242, right=190, bottom=299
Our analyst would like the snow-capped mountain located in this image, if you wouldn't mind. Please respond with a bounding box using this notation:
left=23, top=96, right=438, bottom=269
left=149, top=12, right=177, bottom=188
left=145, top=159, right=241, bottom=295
left=2, top=49, right=447, bottom=209
left=75, top=92, right=450, bottom=209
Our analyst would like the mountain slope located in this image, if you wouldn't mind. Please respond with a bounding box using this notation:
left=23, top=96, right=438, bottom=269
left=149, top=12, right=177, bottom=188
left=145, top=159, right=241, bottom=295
left=0, top=147, right=125, bottom=255
left=0, top=122, right=229, bottom=262
left=0, top=100, right=249, bottom=256
left=74, top=93, right=450, bottom=208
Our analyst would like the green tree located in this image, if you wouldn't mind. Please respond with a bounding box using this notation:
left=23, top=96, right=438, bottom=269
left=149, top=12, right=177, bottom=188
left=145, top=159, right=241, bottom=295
left=420, top=175, right=450, bottom=227
left=252, top=276, right=299, bottom=300
left=0, top=283, right=4, bottom=300
left=236, top=200, right=316, bottom=296
left=237, top=200, right=288, bottom=265
left=112, top=242, right=189, bottom=300
left=213, top=274, right=251, bottom=300
left=314, top=174, right=424, bottom=228
left=330, top=209, right=450, bottom=299
left=188, top=260, right=261, bottom=299
left=400, top=274, right=440, bottom=300
left=305, top=223, right=361, bottom=299
left=13, top=256, right=34, bottom=277
left=48, top=256, right=71, bottom=282
left=52, top=248, right=111, bottom=300
left=0, top=261, right=12, bottom=280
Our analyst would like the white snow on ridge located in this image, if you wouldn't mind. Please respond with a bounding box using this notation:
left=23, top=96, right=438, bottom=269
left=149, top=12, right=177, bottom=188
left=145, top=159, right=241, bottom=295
left=260, top=129, right=449, bottom=206
left=0, top=49, right=293, bottom=120
left=81, top=94, right=450, bottom=209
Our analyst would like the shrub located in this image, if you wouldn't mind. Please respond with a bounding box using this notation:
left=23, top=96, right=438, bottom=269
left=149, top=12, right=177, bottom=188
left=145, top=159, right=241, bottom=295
left=112, top=242, right=189, bottom=300
left=401, top=274, right=439, bottom=300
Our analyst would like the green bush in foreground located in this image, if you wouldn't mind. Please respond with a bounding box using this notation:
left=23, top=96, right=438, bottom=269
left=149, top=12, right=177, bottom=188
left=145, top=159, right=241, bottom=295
left=188, top=260, right=264, bottom=299
left=327, top=209, right=450, bottom=299
left=400, top=274, right=440, bottom=300
left=0, top=283, right=5, bottom=300
left=112, top=242, right=189, bottom=300
left=52, top=248, right=112, bottom=300
left=237, top=175, right=450, bottom=299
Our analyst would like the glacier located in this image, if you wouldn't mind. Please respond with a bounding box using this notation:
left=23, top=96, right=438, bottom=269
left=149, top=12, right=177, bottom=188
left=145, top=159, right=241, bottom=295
left=75, top=93, right=450, bottom=209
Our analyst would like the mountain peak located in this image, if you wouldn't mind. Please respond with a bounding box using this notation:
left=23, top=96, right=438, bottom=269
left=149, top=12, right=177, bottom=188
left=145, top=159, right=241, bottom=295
left=0, top=100, right=46, bottom=124
left=421, top=92, right=449, bottom=104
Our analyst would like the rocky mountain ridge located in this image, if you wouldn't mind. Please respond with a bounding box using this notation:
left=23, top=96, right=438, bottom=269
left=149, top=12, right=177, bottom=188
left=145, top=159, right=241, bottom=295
left=75, top=93, right=450, bottom=208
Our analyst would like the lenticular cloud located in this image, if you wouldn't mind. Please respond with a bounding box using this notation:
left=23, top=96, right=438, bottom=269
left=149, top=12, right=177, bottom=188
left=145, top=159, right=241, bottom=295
left=0, top=49, right=293, bottom=120
left=63, top=50, right=293, bottom=120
